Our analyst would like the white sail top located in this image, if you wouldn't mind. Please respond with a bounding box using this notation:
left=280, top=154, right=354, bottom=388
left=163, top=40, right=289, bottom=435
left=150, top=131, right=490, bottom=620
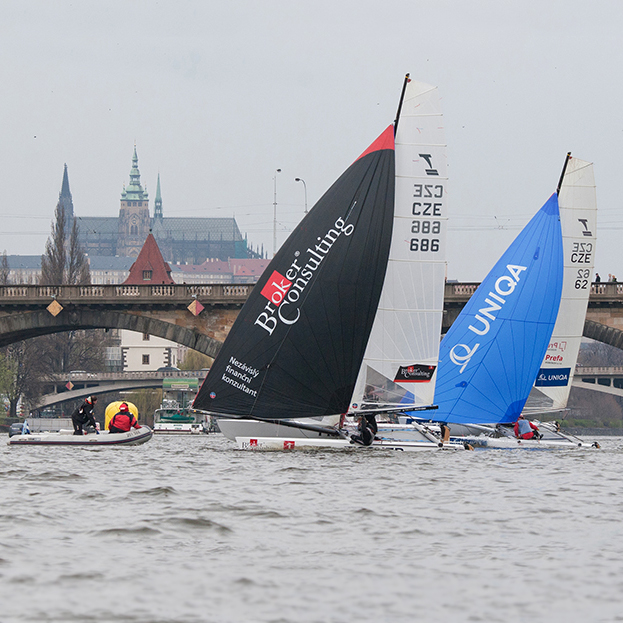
left=351, top=79, right=448, bottom=411
left=527, top=157, right=596, bottom=411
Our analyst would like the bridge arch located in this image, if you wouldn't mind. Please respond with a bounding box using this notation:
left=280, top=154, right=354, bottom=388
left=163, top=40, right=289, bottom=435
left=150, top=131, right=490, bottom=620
left=583, top=319, right=623, bottom=350
left=0, top=310, right=223, bottom=358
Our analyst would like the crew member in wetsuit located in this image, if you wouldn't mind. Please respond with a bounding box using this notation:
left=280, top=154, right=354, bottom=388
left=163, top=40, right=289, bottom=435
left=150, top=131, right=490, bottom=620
left=351, top=412, right=378, bottom=446
left=72, top=396, right=98, bottom=435
left=513, top=414, right=541, bottom=440
left=108, top=402, right=140, bottom=433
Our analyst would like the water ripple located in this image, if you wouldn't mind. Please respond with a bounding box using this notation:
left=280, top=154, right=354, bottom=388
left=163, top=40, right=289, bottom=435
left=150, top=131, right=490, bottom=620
left=1, top=434, right=622, bottom=622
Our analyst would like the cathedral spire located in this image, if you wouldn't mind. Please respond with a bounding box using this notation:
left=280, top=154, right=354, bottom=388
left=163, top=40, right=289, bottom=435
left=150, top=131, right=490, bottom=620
left=154, top=172, right=163, bottom=220
left=58, top=163, right=74, bottom=233
left=121, top=144, right=148, bottom=202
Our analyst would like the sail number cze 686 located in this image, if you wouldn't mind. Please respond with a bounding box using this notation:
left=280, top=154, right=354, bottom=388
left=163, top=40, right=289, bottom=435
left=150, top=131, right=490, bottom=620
left=411, top=183, right=443, bottom=253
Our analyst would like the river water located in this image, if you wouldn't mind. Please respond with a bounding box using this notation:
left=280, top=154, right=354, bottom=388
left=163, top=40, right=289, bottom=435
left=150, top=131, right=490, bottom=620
left=1, top=434, right=623, bottom=623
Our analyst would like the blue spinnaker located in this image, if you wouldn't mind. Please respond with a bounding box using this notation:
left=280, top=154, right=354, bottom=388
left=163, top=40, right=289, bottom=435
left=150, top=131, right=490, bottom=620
left=432, top=193, right=563, bottom=425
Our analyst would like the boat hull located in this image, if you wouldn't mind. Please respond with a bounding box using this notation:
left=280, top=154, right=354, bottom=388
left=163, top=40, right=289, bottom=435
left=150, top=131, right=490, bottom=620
left=154, top=424, right=205, bottom=434
left=466, top=436, right=593, bottom=449
left=218, top=416, right=340, bottom=441
left=8, top=426, right=154, bottom=446
left=235, top=436, right=464, bottom=451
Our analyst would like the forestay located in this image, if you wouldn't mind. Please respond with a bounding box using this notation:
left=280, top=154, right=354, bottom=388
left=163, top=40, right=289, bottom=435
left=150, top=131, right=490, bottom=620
left=351, top=80, right=448, bottom=412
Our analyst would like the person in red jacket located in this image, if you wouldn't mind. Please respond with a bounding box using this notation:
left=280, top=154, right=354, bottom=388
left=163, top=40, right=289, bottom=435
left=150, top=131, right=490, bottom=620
left=513, top=414, right=541, bottom=440
left=108, top=403, right=140, bottom=434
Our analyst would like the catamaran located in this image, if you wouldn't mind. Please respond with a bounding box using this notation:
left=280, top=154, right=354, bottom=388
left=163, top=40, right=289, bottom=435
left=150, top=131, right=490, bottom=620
left=195, top=76, right=464, bottom=451
left=431, top=154, right=599, bottom=448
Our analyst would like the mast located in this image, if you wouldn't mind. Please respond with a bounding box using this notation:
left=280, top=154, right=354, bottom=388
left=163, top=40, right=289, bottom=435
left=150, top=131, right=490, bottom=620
left=556, top=152, right=572, bottom=195
left=393, top=73, right=410, bottom=136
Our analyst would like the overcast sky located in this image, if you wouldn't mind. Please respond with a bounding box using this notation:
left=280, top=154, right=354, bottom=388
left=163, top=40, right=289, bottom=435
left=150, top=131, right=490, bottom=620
left=0, top=0, right=621, bottom=280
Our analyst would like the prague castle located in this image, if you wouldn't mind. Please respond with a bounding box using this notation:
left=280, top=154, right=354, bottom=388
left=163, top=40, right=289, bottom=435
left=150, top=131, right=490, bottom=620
left=62, top=147, right=260, bottom=263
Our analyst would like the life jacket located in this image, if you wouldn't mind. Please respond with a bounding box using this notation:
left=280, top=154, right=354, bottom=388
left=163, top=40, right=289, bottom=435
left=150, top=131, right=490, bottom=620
left=109, top=412, right=138, bottom=432
left=517, top=419, right=532, bottom=436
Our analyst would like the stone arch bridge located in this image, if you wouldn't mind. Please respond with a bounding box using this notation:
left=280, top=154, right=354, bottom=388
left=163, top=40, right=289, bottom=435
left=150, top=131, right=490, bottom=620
left=2, top=282, right=623, bottom=354
left=0, top=283, right=249, bottom=358
left=443, top=282, right=623, bottom=351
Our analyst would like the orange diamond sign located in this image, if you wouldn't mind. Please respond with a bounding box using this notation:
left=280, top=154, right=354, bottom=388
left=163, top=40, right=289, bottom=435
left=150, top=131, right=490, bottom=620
left=187, top=300, right=205, bottom=316
left=47, top=300, right=63, bottom=316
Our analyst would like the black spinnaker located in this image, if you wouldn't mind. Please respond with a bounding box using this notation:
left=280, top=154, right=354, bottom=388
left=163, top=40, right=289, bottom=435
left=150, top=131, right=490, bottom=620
left=193, top=126, right=396, bottom=420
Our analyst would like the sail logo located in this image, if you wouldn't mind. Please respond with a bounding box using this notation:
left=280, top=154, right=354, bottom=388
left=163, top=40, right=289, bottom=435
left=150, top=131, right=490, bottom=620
left=449, top=264, right=527, bottom=373
left=578, top=218, right=592, bottom=237
left=535, top=367, right=571, bottom=387
left=255, top=216, right=355, bottom=335
left=260, top=271, right=292, bottom=307
left=548, top=340, right=567, bottom=353
left=419, top=154, right=439, bottom=176
left=394, top=364, right=436, bottom=383
left=449, top=343, right=479, bottom=373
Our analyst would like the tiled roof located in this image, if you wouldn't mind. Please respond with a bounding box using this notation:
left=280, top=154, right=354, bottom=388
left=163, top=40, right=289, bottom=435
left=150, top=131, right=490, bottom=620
left=7, top=255, right=42, bottom=269
left=173, top=258, right=269, bottom=276
left=151, top=217, right=243, bottom=242
left=87, top=256, right=135, bottom=270
left=123, top=234, right=174, bottom=285
left=77, top=217, right=119, bottom=236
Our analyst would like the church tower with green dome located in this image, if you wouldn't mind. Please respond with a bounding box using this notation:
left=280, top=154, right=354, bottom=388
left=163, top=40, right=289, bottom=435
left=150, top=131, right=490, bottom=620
left=117, top=145, right=150, bottom=257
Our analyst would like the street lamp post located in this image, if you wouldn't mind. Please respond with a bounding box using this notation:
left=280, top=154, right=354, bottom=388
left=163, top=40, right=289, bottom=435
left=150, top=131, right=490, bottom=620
left=273, top=168, right=281, bottom=256
left=295, top=177, right=308, bottom=215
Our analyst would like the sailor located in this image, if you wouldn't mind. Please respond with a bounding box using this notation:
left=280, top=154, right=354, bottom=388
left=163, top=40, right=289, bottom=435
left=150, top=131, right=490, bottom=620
left=351, top=412, right=378, bottom=446
left=513, top=414, right=541, bottom=440
left=108, top=403, right=140, bottom=434
left=72, top=396, right=98, bottom=436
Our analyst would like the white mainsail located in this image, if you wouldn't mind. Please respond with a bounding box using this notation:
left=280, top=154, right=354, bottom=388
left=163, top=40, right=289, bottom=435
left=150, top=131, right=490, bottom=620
left=351, top=79, right=448, bottom=411
left=527, top=157, right=596, bottom=411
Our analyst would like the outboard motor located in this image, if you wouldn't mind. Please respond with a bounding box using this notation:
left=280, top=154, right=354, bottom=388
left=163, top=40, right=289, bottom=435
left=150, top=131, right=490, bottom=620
left=8, top=423, right=24, bottom=438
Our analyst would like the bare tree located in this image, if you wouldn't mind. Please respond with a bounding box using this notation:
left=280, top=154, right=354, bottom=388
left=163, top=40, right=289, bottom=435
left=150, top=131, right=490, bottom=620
left=0, top=250, right=9, bottom=285
left=67, top=219, right=91, bottom=285
left=179, top=349, right=213, bottom=370
left=40, top=201, right=67, bottom=285
left=3, top=201, right=100, bottom=413
left=0, top=341, right=46, bottom=418
left=40, top=202, right=90, bottom=285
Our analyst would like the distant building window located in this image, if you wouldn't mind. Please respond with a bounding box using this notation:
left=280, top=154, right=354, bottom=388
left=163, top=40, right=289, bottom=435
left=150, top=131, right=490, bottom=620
left=142, top=333, right=150, bottom=341
left=130, top=225, right=138, bottom=235
left=142, top=354, right=150, bottom=365
left=143, top=270, right=152, bottom=280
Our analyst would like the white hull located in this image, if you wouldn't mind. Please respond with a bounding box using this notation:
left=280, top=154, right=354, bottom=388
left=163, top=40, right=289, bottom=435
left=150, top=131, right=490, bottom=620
left=470, top=436, right=594, bottom=449
left=8, top=426, right=153, bottom=446
left=235, top=436, right=465, bottom=451
left=154, top=423, right=205, bottom=434
left=217, top=416, right=341, bottom=441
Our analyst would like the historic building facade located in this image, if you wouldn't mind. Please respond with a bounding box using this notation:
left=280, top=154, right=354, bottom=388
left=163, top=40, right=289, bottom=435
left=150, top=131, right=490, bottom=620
left=73, top=147, right=260, bottom=262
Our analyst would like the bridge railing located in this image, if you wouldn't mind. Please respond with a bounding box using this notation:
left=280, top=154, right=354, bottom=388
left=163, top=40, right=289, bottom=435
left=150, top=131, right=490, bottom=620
left=49, top=369, right=209, bottom=381
left=443, top=281, right=623, bottom=300
left=0, top=283, right=252, bottom=303
left=574, top=366, right=623, bottom=375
